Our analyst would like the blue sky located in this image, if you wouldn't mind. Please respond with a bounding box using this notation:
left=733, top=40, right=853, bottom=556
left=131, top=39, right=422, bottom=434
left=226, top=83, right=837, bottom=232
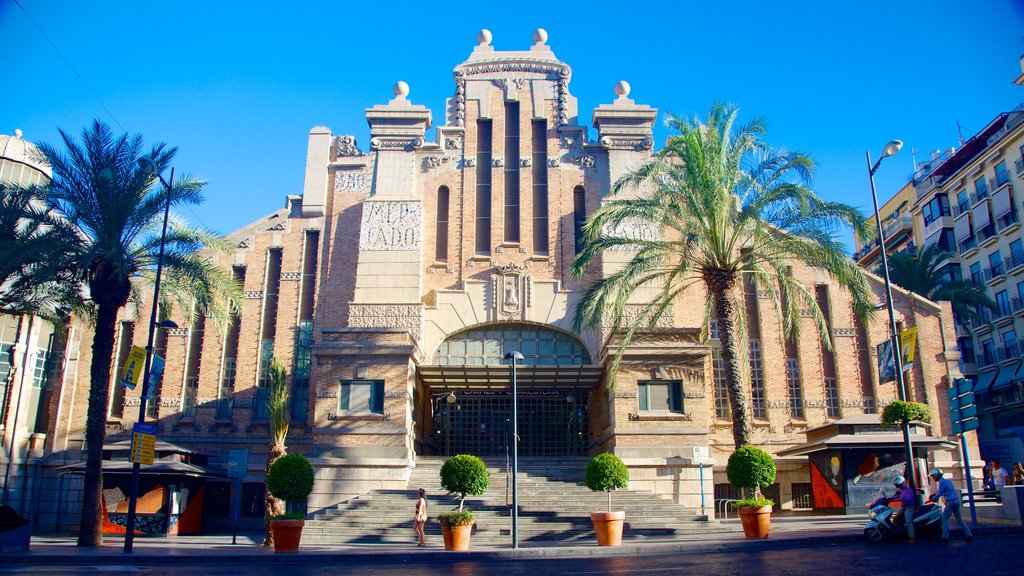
left=2, top=0, right=1023, bottom=252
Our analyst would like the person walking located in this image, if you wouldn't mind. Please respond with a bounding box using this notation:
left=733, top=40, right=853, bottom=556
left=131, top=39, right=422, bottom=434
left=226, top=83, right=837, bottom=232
left=414, top=488, right=428, bottom=547
left=990, top=460, right=1009, bottom=488
left=928, top=468, right=973, bottom=542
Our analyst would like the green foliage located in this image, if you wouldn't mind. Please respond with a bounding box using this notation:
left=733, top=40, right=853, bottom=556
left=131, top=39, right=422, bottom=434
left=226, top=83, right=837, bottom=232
left=437, top=509, right=474, bottom=527
left=733, top=496, right=774, bottom=509
left=881, top=400, right=931, bottom=426
left=267, top=512, right=306, bottom=521
left=440, top=455, right=489, bottom=512
left=726, top=445, right=776, bottom=491
left=584, top=453, right=630, bottom=493
left=268, top=357, right=290, bottom=446
left=887, top=243, right=996, bottom=321
left=569, top=103, right=874, bottom=450
left=266, top=453, right=315, bottom=503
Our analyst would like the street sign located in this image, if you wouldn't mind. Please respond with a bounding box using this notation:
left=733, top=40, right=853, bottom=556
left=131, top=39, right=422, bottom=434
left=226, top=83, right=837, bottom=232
left=119, top=346, right=147, bottom=390
left=952, top=419, right=980, bottom=435
left=949, top=377, right=979, bottom=435
left=130, top=422, right=157, bottom=465
left=692, top=446, right=712, bottom=464
left=226, top=449, right=249, bottom=479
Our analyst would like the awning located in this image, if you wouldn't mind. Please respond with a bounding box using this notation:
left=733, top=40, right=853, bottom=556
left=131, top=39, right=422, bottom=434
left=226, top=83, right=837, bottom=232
left=418, top=364, right=604, bottom=390
left=992, top=362, right=1022, bottom=391
left=103, top=440, right=206, bottom=456
left=777, top=433, right=957, bottom=458
left=57, top=460, right=226, bottom=478
left=974, top=369, right=998, bottom=393
left=1016, top=362, right=1024, bottom=383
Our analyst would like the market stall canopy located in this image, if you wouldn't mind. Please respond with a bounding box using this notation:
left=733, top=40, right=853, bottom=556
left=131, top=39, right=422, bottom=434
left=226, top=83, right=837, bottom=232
left=56, top=460, right=226, bottom=478
left=777, top=414, right=956, bottom=458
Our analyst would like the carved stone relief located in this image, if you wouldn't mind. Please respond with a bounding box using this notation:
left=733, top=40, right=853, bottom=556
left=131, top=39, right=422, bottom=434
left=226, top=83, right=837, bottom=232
left=347, top=303, right=424, bottom=342
left=547, top=158, right=559, bottom=167
left=492, top=263, right=530, bottom=319
left=359, top=201, right=422, bottom=251
left=280, top=272, right=302, bottom=281
left=334, top=169, right=368, bottom=194
left=599, top=136, right=654, bottom=150
left=573, top=155, right=595, bottom=169
left=600, top=216, right=660, bottom=250
left=335, top=136, right=366, bottom=157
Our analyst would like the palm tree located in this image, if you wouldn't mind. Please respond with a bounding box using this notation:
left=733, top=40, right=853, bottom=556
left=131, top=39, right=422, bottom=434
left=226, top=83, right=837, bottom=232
left=32, top=120, right=240, bottom=546
left=262, top=357, right=289, bottom=546
left=572, top=104, right=874, bottom=449
left=886, top=243, right=996, bottom=321
left=0, top=181, right=83, bottom=316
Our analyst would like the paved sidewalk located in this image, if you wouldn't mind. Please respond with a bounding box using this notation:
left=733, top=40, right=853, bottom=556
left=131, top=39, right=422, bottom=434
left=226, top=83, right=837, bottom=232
left=5, top=516, right=1017, bottom=565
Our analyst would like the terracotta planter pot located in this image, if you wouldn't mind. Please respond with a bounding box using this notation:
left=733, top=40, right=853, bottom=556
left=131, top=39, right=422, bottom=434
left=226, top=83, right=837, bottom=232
left=441, top=521, right=473, bottom=551
left=590, top=511, right=625, bottom=546
left=270, top=519, right=305, bottom=553
left=738, top=505, right=772, bottom=539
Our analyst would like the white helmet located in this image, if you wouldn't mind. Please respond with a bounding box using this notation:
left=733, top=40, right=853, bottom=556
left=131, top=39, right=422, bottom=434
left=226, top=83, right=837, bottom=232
left=930, top=468, right=943, bottom=478
left=893, top=475, right=906, bottom=486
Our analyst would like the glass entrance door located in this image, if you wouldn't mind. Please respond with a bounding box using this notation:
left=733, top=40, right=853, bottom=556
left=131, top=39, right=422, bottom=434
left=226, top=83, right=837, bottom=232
left=434, top=391, right=589, bottom=457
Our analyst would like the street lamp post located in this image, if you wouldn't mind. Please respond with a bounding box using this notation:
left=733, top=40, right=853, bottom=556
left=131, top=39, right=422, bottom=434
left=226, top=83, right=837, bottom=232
left=503, top=351, right=523, bottom=550
left=123, top=157, right=176, bottom=553
left=866, top=140, right=918, bottom=494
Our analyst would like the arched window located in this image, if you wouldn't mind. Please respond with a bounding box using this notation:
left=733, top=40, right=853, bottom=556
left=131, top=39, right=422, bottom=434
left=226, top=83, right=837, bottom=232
left=436, top=186, right=449, bottom=262
left=433, top=324, right=591, bottom=366
left=532, top=120, right=548, bottom=255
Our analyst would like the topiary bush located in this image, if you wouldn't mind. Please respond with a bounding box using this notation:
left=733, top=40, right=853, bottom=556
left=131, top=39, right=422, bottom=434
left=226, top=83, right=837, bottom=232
left=439, top=454, right=489, bottom=514
left=726, top=445, right=776, bottom=507
left=584, top=453, right=630, bottom=512
left=881, top=400, right=930, bottom=426
left=266, top=453, right=315, bottom=513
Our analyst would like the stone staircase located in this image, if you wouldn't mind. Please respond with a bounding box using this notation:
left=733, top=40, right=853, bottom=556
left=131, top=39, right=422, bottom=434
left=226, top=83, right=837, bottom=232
left=303, top=457, right=727, bottom=545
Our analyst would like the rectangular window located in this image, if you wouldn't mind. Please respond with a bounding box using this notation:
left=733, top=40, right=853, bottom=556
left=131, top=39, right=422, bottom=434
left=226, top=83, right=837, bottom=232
left=956, top=190, right=969, bottom=214
left=970, top=262, right=983, bottom=283
left=996, top=290, right=1011, bottom=317
left=532, top=120, right=548, bottom=255
left=257, top=248, right=283, bottom=402
left=638, top=380, right=683, bottom=413
left=750, top=340, right=766, bottom=419
left=958, top=337, right=975, bottom=364
left=254, top=340, right=274, bottom=421
left=340, top=380, right=384, bottom=414
left=981, top=339, right=995, bottom=365
left=504, top=102, right=521, bottom=243
left=990, top=250, right=1004, bottom=276
left=825, top=377, right=840, bottom=418
left=573, top=186, right=586, bottom=255
left=181, top=311, right=205, bottom=418
left=792, top=483, right=813, bottom=509
left=109, top=322, right=135, bottom=419
left=475, top=120, right=493, bottom=254
left=1010, top=239, right=1024, bottom=269
left=995, top=161, right=1009, bottom=186
left=291, top=321, right=313, bottom=423
left=0, top=317, right=19, bottom=419
left=713, top=349, right=730, bottom=418
left=974, top=176, right=988, bottom=198
left=786, top=358, right=804, bottom=419
left=215, top=266, right=245, bottom=421
left=435, top=186, right=449, bottom=261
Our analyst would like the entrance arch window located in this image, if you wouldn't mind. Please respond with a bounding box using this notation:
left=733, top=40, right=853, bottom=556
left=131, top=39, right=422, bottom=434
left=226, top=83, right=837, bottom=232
left=638, top=380, right=683, bottom=413
left=433, top=324, right=590, bottom=366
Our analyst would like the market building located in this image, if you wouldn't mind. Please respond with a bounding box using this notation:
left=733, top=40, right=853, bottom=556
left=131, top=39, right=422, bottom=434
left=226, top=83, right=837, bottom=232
left=3, top=31, right=974, bottom=533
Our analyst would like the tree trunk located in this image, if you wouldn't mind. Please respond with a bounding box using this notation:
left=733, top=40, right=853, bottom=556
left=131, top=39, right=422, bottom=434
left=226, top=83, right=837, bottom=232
left=711, top=284, right=754, bottom=449
left=77, top=301, right=120, bottom=546
left=261, top=442, right=286, bottom=546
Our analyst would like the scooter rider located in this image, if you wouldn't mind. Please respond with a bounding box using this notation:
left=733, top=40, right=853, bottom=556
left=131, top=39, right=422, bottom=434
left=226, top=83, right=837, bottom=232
left=928, top=468, right=974, bottom=542
left=890, top=475, right=916, bottom=544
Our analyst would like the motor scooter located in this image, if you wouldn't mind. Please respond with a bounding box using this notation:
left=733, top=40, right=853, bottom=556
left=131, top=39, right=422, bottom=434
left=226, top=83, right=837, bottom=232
left=864, top=496, right=942, bottom=543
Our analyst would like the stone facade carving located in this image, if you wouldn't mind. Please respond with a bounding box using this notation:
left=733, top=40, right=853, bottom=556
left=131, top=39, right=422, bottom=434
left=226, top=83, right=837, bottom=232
left=599, top=136, right=654, bottom=150
left=383, top=390, right=408, bottom=399
left=334, top=169, right=368, bottom=194
left=424, top=156, right=451, bottom=171
left=335, top=135, right=366, bottom=157
left=244, top=291, right=264, bottom=299
left=347, top=304, right=424, bottom=341
left=832, top=327, right=857, bottom=337
left=614, top=391, right=638, bottom=399
left=492, top=263, right=530, bottom=319
left=600, top=216, right=660, bottom=250
left=168, top=328, right=190, bottom=337
left=445, top=138, right=461, bottom=150
left=573, top=155, right=595, bottom=169
left=359, top=201, right=422, bottom=251
left=281, top=271, right=302, bottom=281
left=237, top=237, right=252, bottom=249
left=370, top=137, right=423, bottom=150
left=463, top=158, right=476, bottom=168
left=557, top=69, right=570, bottom=126
left=453, top=73, right=466, bottom=126
left=267, top=221, right=287, bottom=231
left=316, top=390, right=339, bottom=399
left=493, top=157, right=504, bottom=168
left=547, top=158, right=559, bottom=167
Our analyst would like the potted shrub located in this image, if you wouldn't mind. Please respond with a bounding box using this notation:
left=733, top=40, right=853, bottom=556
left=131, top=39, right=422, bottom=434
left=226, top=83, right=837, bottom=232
left=437, top=454, right=489, bottom=551
left=266, top=453, right=315, bottom=553
left=727, top=445, right=776, bottom=539
left=584, top=453, right=630, bottom=546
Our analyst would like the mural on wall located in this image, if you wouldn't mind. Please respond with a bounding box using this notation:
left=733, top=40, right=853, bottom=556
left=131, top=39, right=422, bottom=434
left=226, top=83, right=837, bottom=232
left=810, top=452, right=845, bottom=509
left=844, top=450, right=906, bottom=510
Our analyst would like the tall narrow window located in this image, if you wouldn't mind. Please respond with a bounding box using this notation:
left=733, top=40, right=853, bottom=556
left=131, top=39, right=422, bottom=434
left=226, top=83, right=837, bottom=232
left=31, top=331, right=63, bottom=434
left=713, top=349, right=730, bottom=418
left=181, top=311, right=206, bottom=418
left=0, top=316, right=19, bottom=422
left=255, top=249, right=283, bottom=421
left=750, top=340, right=766, bottom=419
left=815, top=285, right=840, bottom=419
left=854, top=304, right=876, bottom=413
left=573, top=186, right=586, bottom=255
left=435, top=186, right=450, bottom=262
left=475, top=120, right=493, bottom=254
left=109, top=322, right=135, bottom=418
left=217, top=266, right=245, bottom=421
left=504, top=102, right=521, bottom=243
left=786, top=358, right=804, bottom=419
left=292, top=230, right=319, bottom=424
left=531, top=120, right=548, bottom=255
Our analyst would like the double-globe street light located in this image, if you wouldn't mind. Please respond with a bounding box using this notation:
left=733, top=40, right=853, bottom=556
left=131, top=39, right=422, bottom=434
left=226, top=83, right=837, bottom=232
left=503, top=350, right=524, bottom=549
left=123, top=157, right=178, bottom=553
left=865, top=140, right=918, bottom=494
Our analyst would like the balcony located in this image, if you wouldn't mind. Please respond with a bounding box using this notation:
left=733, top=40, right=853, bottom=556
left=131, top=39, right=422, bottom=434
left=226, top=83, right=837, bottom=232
left=971, top=189, right=990, bottom=205
left=989, top=176, right=1012, bottom=193
left=953, top=201, right=971, bottom=218
left=997, top=209, right=1021, bottom=235
left=978, top=349, right=997, bottom=367
left=971, top=270, right=985, bottom=284
left=924, top=215, right=953, bottom=238
left=977, top=224, right=999, bottom=247
left=1015, top=157, right=1024, bottom=177
left=958, top=236, right=979, bottom=256
left=997, top=342, right=1022, bottom=363
left=985, top=263, right=1006, bottom=284
left=1008, top=250, right=1024, bottom=274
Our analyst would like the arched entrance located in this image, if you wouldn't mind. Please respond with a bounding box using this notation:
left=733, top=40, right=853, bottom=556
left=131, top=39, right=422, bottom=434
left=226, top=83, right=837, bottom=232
left=417, top=323, right=602, bottom=457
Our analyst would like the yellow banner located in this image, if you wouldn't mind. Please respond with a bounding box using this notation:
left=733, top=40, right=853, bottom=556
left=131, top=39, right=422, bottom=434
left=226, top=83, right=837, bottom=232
left=119, top=346, right=146, bottom=390
left=901, top=327, right=918, bottom=370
